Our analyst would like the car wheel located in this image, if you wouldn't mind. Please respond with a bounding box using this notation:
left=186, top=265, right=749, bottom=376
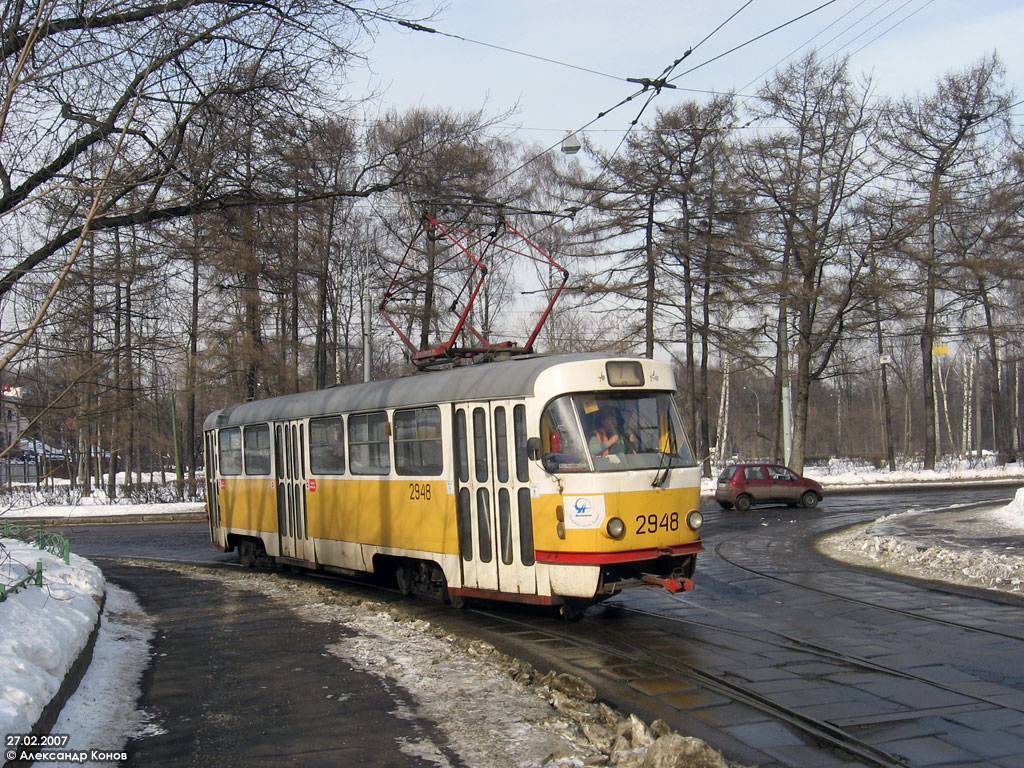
left=717, top=502, right=733, bottom=510
left=734, top=494, right=753, bottom=511
left=800, top=491, right=819, bottom=509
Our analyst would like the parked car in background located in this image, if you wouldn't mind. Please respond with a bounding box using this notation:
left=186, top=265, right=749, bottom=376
left=715, top=463, right=823, bottom=511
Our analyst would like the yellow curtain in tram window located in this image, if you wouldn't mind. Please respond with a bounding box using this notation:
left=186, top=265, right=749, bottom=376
left=660, top=407, right=671, bottom=453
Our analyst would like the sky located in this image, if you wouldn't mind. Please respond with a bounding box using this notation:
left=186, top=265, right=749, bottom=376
left=352, top=0, right=1024, bottom=151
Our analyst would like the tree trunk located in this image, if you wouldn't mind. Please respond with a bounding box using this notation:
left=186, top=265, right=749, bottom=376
left=643, top=192, right=657, bottom=359
left=979, top=283, right=1010, bottom=464
left=874, top=307, right=896, bottom=471
left=186, top=230, right=200, bottom=482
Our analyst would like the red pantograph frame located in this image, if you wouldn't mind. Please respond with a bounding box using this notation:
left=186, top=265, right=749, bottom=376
left=379, top=214, right=568, bottom=366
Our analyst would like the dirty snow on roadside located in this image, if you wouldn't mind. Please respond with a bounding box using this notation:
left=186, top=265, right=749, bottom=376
left=173, top=565, right=738, bottom=768
left=48, top=585, right=163, bottom=762
left=818, top=488, right=1024, bottom=594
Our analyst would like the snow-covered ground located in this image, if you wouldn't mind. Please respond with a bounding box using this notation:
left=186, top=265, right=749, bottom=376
left=703, top=455, right=1024, bottom=494
left=1, top=492, right=204, bottom=520
left=2, top=462, right=1023, bottom=766
left=817, top=487, right=1024, bottom=594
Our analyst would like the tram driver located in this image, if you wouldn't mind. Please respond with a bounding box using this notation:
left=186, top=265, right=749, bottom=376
left=588, top=408, right=637, bottom=459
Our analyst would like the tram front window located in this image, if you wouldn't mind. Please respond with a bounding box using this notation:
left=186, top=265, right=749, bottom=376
left=540, top=393, right=695, bottom=473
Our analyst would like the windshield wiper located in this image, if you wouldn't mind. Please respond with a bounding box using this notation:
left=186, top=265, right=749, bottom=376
left=652, top=451, right=672, bottom=488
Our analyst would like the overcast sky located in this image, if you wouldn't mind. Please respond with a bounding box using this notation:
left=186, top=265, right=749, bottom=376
left=352, top=0, right=1023, bottom=149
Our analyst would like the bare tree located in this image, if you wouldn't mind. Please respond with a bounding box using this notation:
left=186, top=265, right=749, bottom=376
left=741, top=52, right=877, bottom=473
left=878, top=53, right=1012, bottom=469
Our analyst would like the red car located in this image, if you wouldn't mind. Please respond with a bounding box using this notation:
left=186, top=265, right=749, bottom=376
left=715, top=463, right=823, bottom=511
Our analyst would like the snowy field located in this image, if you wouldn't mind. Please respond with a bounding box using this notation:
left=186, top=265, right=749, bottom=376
left=2, top=461, right=1023, bottom=766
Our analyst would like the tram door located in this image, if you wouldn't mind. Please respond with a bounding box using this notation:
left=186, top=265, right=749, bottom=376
left=454, top=401, right=536, bottom=594
left=275, top=420, right=314, bottom=562
left=204, top=432, right=222, bottom=544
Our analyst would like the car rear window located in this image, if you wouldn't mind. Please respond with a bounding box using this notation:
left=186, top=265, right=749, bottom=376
left=718, top=466, right=738, bottom=481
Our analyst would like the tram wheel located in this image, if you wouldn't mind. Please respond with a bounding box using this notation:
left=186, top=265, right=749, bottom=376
left=238, top=540, right=257, bottom=568
left=395, top=563, right=414, bottom=595
left=559, top=599, right=588, bottom=621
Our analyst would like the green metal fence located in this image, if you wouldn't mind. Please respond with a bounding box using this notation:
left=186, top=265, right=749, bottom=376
left=1, top=520, right=70, bottom=563
left=0, top=521, right=71, bottom=602
left=0, top=560, right=42, bottom=602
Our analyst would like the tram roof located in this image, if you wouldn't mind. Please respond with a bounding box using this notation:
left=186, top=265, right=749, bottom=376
left=204, top=353, right=616, bottom=430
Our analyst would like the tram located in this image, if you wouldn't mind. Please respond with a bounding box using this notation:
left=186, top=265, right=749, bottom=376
left=204, top=353, right=703, bottom=612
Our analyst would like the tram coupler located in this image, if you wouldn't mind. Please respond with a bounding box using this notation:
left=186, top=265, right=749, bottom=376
left=641, top=574, right=694, bottom=593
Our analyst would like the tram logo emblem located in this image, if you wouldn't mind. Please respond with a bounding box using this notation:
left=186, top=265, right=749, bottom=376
left=564, top=495, right=606, bottom=529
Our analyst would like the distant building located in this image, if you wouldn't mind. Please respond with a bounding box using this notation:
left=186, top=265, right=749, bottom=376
left=0, top=386, right=68, bottom=484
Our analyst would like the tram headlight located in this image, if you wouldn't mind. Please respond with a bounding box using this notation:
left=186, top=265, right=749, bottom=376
left=686, top=510, right=703, bottom=531
left=606, top=517, right=625, bottom=539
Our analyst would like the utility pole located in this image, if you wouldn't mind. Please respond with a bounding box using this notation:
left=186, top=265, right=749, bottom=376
left=363, top=248, right=372, bottom=383
left=779, top=309, right=793, bottom=467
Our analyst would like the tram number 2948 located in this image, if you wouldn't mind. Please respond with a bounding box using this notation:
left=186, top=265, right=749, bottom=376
left=635, top=512, right=679, bottom=534
left=408, top=482, right=432, bottom=501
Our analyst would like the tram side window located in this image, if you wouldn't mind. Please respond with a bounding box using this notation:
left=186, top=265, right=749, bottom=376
left=539, top=397, right=588, bottom=473
left=394, top=407, right=443, bottom=476
left=349, top=411, right=391, bottom=475
left=243, top=424, right=271, bottom=475
left=218, top=428, right=242, bottom=476
left=310, top=416, right=346, bottom=474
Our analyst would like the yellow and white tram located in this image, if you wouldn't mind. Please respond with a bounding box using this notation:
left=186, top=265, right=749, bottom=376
left=204, top=354, right=703, bottom=611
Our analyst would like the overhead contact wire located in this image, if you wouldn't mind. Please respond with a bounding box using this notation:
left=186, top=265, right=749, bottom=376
left=669, top=0, right=844, bottom=84
left=394, top=19, right=626, bottom=83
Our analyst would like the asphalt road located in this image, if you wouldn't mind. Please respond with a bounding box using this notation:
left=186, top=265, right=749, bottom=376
left=54, top=485, right=1024, bottom=768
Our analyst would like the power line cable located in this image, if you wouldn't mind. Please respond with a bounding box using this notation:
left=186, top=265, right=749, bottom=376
left=816, top=0, right=898, bottom=58
left=391, top=19, right=626, bottom=83
left=841, top=0, right=936, bottom=59
left=667, top=0, right=844, bottom=85
left=738, top=0, right=879, bottom=94
left=486, top=1, right=763, bottom=193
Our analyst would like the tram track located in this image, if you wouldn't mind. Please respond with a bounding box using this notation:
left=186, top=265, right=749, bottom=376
left=709, top=532, right=1024, bottom=640
left=113, top=556, right=906, bottom=765
left=608, top=600, right=1024, bottom=716
left=462, top=603, right=918, bottom=768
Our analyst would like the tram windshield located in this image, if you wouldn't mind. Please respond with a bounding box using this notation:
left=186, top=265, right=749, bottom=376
left=540, top=392, right=696, bottom=473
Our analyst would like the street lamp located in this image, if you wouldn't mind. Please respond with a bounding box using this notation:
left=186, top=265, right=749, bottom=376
left=560, top=131, right=581, bottom=154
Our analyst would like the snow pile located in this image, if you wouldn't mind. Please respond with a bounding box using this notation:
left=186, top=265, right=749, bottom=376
left=989, top=487, right=1024, bottom=531
left=818, top=498, right=1024, bottom=594
left=0, top=538, right=105, bottom=735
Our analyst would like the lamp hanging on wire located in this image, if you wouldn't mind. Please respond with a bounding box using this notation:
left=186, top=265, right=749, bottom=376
left=560, top=131, right=581, bottom=154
